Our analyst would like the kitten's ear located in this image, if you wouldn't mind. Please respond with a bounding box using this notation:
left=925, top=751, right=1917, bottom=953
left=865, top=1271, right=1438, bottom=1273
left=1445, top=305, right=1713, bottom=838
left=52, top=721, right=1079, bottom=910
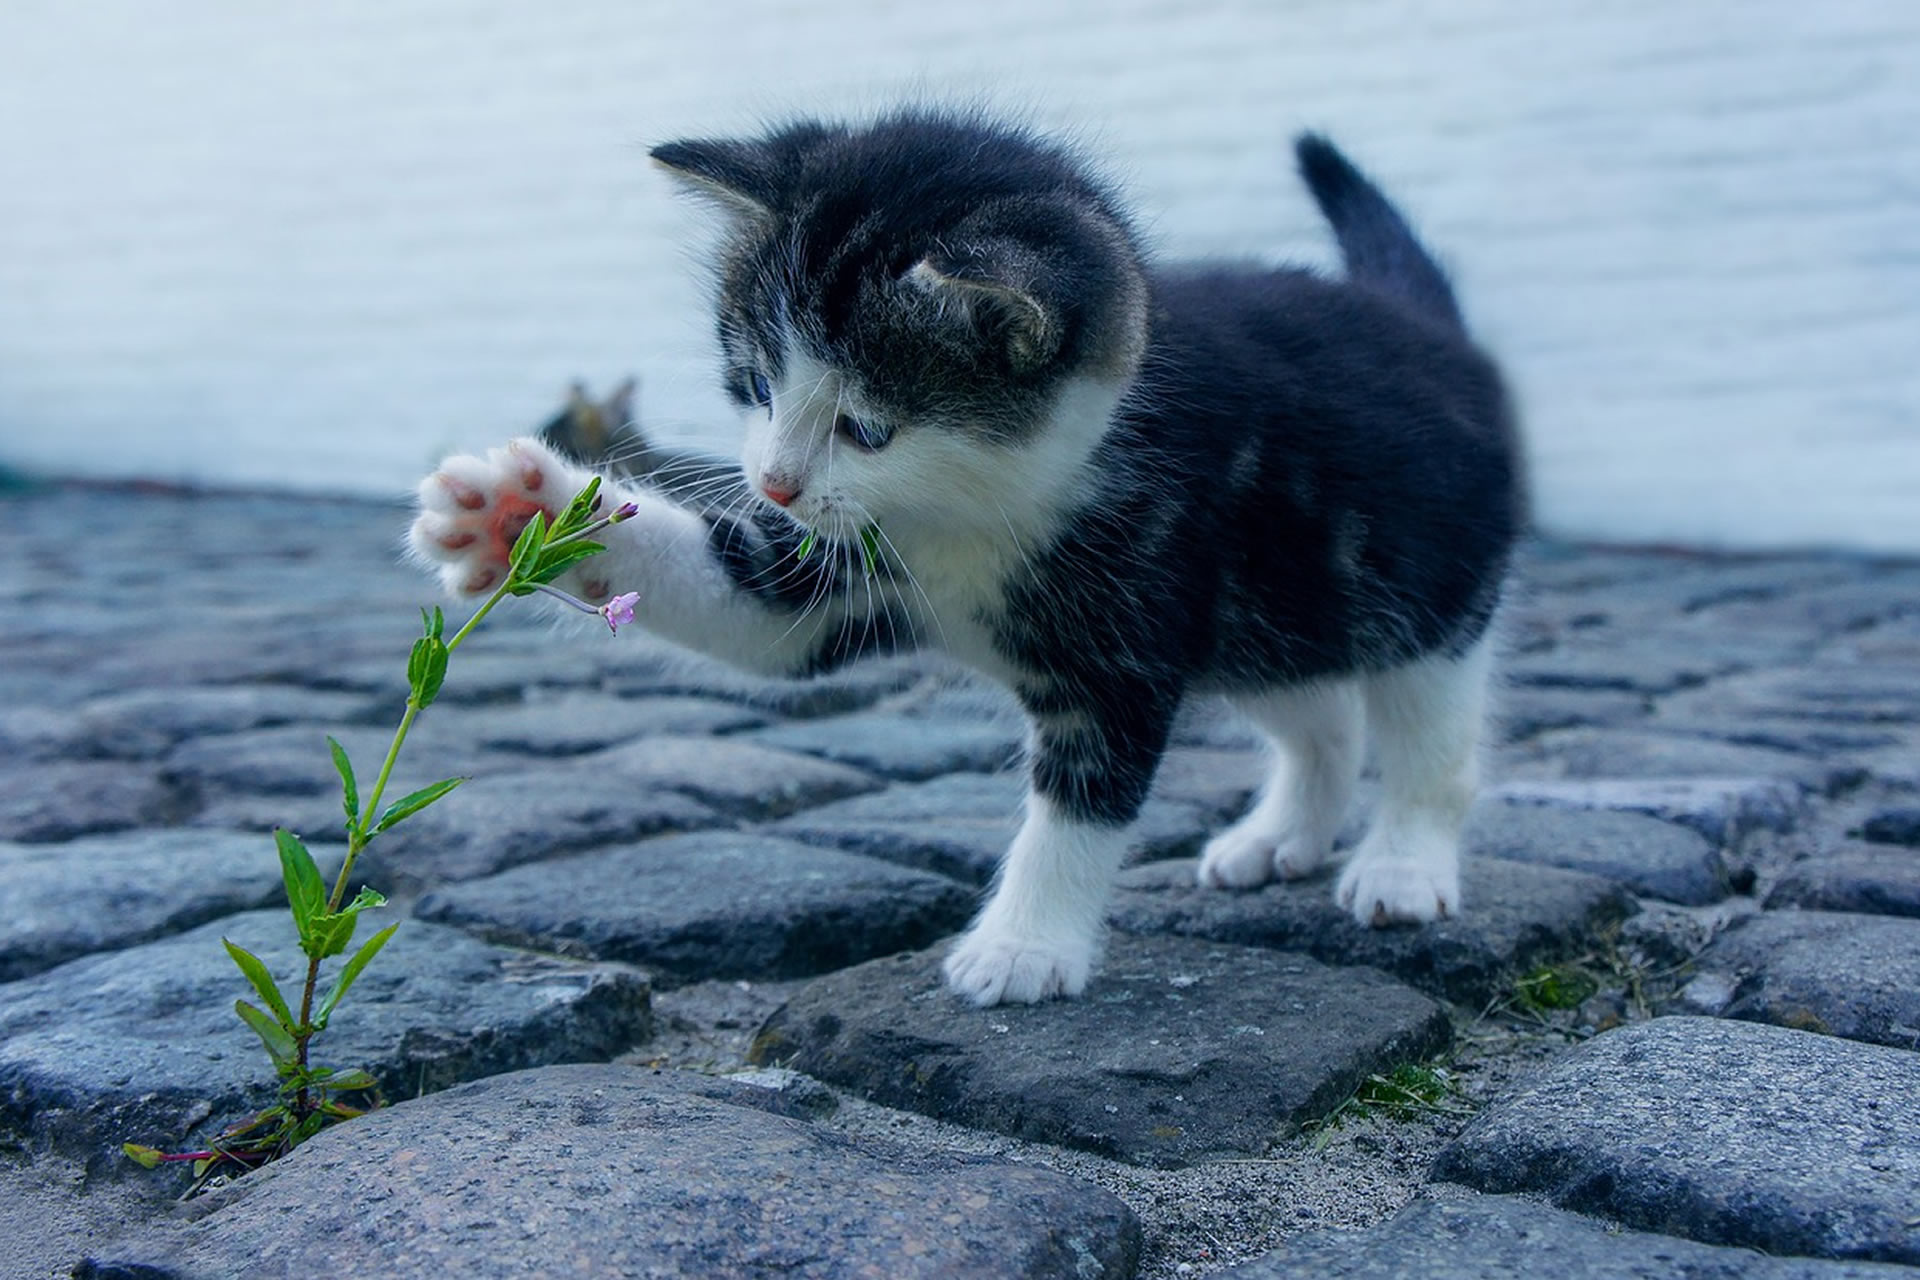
left=907, top=243, right=1061, bottom=375
left=650, top=138, right=776, bottom=219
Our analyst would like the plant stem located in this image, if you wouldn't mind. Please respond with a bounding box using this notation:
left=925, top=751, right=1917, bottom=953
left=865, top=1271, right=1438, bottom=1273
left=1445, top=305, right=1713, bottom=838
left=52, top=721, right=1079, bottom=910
left=290, top=574, right=521, bottom=1107
left=286, top=498, right=636, bottom=1117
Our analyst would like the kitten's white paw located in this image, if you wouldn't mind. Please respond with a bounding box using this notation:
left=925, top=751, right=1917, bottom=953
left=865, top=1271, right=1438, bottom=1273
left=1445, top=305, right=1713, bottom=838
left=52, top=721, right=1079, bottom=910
left=1197, top=822, right=1331, bottom=888
left=1336, top=841, right=1460, bottom=927
left=408, top=438, right=604, bottom=599
left=942, top=924, right=1095, bottom=1006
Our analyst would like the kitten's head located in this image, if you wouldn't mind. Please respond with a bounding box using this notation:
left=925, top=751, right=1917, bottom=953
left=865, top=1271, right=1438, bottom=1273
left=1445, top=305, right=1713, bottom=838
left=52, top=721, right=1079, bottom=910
left=652, top=109, right=1147, bottom=538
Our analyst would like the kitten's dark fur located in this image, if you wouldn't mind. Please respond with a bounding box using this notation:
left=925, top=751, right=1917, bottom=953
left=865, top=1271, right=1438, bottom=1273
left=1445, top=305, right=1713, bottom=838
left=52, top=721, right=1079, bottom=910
left=653, top=112, right=1519, bottom=815
left=414, top=108, right=1522, bottom=1004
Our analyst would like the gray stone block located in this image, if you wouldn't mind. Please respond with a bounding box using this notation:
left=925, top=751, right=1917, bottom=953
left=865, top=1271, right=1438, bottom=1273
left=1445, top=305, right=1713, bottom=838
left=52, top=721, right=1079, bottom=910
left=772, top=764, right=1261, bottom=886
left=82, top=1064, right=1140, bottom=1280
left=1148, top=747, right=1265, bottom=831
left=1692, top=909, right=1920, bottom=1048
left=1505, top=639, right=1731, bottom=695
left=288, top=642, right=609, bottom=705
left=355, top=765, right=720, bottom=890
left=1501, top=727, right=1860, bottom=794
left=600, top=647, right=931, bottom=717
left=455, top=691, right=768, bottom=756
left=1862, top=806, right=1920, bottom=847
left=0, top=686, right=373, bottom=763
left=1433, top=1017, right=1920, bottom=1264
left=1110, top=856, right=1632, bottom=1005
left=580, top=734, right=882, bottom=819
left=1217, top=1193, right=1920, bottom=1279
left=161, top=721, right=520, bottom=798
left=745, top=709, right=1023, bottom=780
left=0, top=760, right=184, bottom=842
left=1490, top=775, right=1804, bottom=846
left=1467, top=796, right=1730, bottom=905
left=0, top=911, right=651, bottom=1169
left=771, top=770, right=1023, bottom=883
left=415, top=832, right=975, bottom=987
left=1766, top=841, right=1920, bottom=918
left=752, top=935, right=1450, bottom=1168
left=0, top=830, right=341, bottom=981
left=1494, top=686, right=1650, bottom=742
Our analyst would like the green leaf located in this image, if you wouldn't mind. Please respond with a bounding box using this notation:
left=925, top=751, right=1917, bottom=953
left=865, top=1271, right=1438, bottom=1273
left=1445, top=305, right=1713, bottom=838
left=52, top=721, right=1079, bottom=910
left=290, top=1110, right=328, bottom=1148
left=794, top=530, right=818, bottom=562
left=370, top=776, right=466, bottom=836
left=407, top=635, right=449, bottom=708
left=859, top=525, right=882, bottom=580
left=429, top=605, right=445, bottom=640
left=508, top=509, right=549, bottom=582
left=275, top=829, right=326, bottom=932
left=223, top=939, right=294, bottom=1030
left=304, top=886, right=388, bottom=961
left=327, top=736, right=360, bottom=830
left=315, top=922, right=399, bottom=1030
left=528, top=540, right=604, bottom=585
left=551, top=476, right=603, bottom=539
left=235, top=999, right=297, bottom=1068
left=317, top=1067, right=379, bottom=1092
left=122, top=1142, right=164, bottom=1169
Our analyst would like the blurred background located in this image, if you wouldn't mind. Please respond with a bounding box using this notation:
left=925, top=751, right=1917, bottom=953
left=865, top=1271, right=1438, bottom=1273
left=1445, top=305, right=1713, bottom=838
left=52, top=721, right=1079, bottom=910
left=0, top=0, right=1913, bottom=551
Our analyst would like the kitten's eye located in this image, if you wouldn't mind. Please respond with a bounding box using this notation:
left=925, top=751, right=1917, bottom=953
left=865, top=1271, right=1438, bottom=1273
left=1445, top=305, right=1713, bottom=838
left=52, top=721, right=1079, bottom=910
left=748, top=372, right=772, bottom=410
left=836, top=413, right=893, bottom=451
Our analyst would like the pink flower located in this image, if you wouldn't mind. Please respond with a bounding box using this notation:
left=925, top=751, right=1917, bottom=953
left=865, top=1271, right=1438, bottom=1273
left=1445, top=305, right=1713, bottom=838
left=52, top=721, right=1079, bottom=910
left=600, top=592, right=640, bottom=634
left=613, top=501, right=640, bottom=521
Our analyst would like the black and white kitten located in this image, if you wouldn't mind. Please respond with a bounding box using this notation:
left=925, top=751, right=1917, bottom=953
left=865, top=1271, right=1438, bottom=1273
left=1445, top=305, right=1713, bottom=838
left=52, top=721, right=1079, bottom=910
left=409, top=110, right=1523, bottom=1006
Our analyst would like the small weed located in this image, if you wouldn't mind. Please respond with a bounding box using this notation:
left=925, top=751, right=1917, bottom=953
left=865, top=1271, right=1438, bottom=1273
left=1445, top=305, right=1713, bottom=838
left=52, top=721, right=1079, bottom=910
left=1511, top=963, right=1600, bottom=1013
left=1310, top=1062, right=1470, bottom=1148
left=123, top=478, right=637, bottom=1190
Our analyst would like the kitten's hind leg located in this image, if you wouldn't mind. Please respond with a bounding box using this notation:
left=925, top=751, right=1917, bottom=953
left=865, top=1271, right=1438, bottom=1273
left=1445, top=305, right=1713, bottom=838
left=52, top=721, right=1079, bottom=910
left=1198, top=679, right=1364, bottom=888
left=1337, top=636, right=1493, bottom=926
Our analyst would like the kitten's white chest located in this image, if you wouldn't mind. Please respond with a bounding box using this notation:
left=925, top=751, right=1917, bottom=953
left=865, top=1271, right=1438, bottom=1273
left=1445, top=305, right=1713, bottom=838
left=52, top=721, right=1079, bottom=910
left=889, top=530, right=1023, bottom=681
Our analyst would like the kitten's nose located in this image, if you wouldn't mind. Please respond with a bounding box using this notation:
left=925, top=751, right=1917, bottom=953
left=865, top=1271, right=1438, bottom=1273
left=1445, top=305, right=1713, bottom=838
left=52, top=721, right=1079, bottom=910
left=761, top=481, right=800, bottom=508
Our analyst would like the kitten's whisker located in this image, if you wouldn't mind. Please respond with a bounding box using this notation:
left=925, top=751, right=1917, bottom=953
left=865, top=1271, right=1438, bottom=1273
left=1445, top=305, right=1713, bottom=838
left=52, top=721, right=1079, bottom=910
left=862, top=516, right=945, bottom=650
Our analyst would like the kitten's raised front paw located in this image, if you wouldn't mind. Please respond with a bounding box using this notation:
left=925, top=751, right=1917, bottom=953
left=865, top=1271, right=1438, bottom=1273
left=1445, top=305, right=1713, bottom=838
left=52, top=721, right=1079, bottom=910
left=942, top=924, right=1094, bottom=1006
left=408, top=438, right=598, bottom=598
left=1336, top=844, right=1459, bottom=927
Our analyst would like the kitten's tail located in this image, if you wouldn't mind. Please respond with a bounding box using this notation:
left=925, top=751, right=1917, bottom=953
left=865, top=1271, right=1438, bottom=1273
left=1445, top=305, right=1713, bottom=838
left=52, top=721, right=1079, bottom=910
left=1295, top=133, right=1464, bottom=332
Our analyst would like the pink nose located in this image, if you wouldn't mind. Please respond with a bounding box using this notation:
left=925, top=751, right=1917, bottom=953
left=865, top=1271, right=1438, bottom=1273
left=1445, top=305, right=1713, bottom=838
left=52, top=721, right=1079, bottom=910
left=762, top=482, right=799, bottom=508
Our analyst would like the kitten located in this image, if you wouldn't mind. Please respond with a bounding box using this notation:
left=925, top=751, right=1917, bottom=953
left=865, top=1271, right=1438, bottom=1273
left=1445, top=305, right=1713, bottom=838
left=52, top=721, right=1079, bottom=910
left=409, top=109, right=1523, bottom=1006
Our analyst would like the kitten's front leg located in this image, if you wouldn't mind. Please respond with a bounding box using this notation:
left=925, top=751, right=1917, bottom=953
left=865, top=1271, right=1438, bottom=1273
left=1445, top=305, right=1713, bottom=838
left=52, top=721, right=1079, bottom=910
left=942, top=698, right=1172, bottom=1005
left=942, top=794, right=1134, bottom=1004
left=408, top=437, right=897, bottom=677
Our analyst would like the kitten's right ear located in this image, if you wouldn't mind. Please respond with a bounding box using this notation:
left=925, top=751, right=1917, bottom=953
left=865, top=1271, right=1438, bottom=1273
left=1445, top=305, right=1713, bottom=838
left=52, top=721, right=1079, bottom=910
left=908, top=246, right=1062, bottom=375
left=650, top=139, right=776, bottom=220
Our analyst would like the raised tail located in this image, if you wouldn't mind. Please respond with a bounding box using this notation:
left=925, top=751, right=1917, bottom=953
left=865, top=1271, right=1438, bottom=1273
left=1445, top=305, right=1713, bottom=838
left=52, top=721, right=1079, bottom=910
left=1295, top=133, right=1464, bottom=332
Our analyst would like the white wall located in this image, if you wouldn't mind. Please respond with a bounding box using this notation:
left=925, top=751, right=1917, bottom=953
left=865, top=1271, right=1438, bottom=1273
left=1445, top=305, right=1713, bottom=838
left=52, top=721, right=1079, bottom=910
left=0, top=0, right=1915, bottom=551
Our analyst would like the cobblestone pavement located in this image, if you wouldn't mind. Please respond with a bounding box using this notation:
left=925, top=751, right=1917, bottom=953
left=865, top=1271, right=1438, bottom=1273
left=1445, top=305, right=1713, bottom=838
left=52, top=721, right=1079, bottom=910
left=4, top=483, right=1920, bottom=1278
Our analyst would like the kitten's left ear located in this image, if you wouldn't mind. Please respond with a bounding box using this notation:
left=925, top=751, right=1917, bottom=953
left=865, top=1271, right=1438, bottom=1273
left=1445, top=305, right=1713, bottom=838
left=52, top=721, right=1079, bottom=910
left=907, top=242, right=1061, bottom=375
left=650, top=138, right=776, bottom=220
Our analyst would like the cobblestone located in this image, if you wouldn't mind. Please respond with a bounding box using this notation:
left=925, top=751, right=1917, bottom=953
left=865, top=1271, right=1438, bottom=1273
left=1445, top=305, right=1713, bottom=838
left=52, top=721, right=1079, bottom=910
left=4, top=486, right=1919, bottom=1279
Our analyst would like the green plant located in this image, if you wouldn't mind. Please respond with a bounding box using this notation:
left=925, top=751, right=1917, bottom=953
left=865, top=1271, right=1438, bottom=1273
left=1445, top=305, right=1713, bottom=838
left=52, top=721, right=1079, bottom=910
left=1310, top=1062, right=1470, bottom=1148
left=125, top=479, right=635, bottom=1186
left=1509, top=962, right=1600, bottom=1014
